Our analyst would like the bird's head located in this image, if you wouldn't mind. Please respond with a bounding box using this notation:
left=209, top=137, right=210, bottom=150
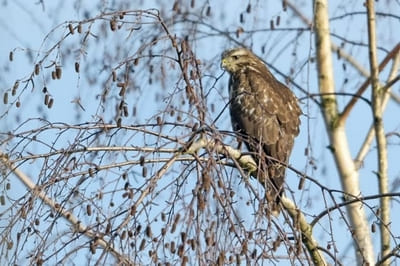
left=221, top=48, right=261, bottom=74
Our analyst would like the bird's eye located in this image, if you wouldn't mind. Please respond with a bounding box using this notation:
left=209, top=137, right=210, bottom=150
left=232, top=55, right=239, bottom=60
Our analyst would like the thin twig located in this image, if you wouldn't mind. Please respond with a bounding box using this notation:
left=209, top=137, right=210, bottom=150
left=0, top=152, right=132, bottom=264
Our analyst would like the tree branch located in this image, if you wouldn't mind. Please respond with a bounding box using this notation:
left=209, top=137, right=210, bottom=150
left=355, top=52, right=400, bottom=169
left=366, top=0, right=390, bottom=263
left=313, top=0, right=375, bottom=263
left=0, top=151, right=132, bottom=265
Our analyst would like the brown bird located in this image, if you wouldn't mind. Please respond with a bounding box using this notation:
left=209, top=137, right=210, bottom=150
left=221, top=48, right=301, bottom=214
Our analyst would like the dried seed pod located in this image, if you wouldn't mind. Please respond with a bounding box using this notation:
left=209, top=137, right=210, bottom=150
left=161, top=227, right=166, bottom=236
left=197, top=193, right=205, bottom=211
left=44, top=94, right=49, bottom=106
left=178, top=244, right=184, bottom=257
left=16, top=101, right=21, bottom=108
left=246, top=3, right=251, bottom=13
left=13, top=81, right=19, bottom=93
left=35, top=218, right=40, bottom=226
left=121, top=230, right=126, bottom=240
left=240, top=13, right=244, bottom=23
left=170, top=241, right=176, bottom=253
left=55, top=66, right=62, bottom=79
left=134, top=58, right=139, bottom=65
left=236, top=27, right=244, bottom=38
left=51, top=71, right=56, bottom=80
left=174, top=213, right=180, bottom=225
left=9, top=51, right=13, bottom=61
left=205, top=236, right=212, bottom=246
left=86, top=204, right=92, bottom=216
left=68, top=23, right=74, bottom=34
left=35, top=64, right=40, bottom=75
left=117, top=117, right=122, bottom=127
left=6, top=183, right=10, bottom=190
left=139, top=239, right=146, bottom=251
left=217, top=178, right=223, bottom=188
left=142, top=166, right=147, bottom=177
left=0, top=195, right=5, bottom=205
left=206, top=5, right=211, bottom=16
left=88, top=168, right=94, bottom=177
left=270, top=20, right=274, bottom=30
left=42, top=86, right=47, bottom=93
left=298, top=177, right=305, bottom=190
left=105, top=223, right=111, bottom=234
left=172, top=1, right=179, bottom=12
left=130, top=205, right=136, bottom=215
left=110, top=19, right=117, bottom=31
left=48, top=98, right=54, bottom=109
left=146, top=225, right=152, bottom=238
left=112, top=71, right=117, bottom=81
left=202, top=171, right=210, bottom=192
left=77, top=23, right=82, bottom=33
left=119, top=86, right=126, bottom=96
left=118, top=101, right=124, bottom=110
left=276, top=15, right=281, bottom=26
left=180, top=232, right=187, bottom=243
left=272, top=237, right=281, bottom=251
left=123, top=105, right=128, bottom=117
left=371, top=223, right=376, bottom=233
left=190, top=0, right=195, bottom=8
left=156, top=116, right=162, bottom=125
left=161, top=212, right=166, bottom=222
left=75, top=62, right=80, bottom=73
left=3, top=92, right=8, bottom=104
left=190, top=239, right=195, bottom=250
left=282, top=0, right=287, bottom=11
left=139, top=155, right=145, bottom=166
left=182, top=256, right=188, bottom=266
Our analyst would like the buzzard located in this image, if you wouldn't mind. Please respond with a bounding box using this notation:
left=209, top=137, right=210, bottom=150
left=221, top=48, right=301, bottom=214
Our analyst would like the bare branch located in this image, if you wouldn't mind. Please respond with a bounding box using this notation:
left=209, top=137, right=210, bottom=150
left=313, top=0, right=374, bottom=263
left=366, top=0, right=390, bottom=262
left=0, top=151, right=131, bottom=264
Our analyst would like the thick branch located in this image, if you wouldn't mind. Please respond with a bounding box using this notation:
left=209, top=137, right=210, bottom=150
left=366, top=0, right=390, bottom=262
left=313, top=0, right=375, bottom=264
left=185, top=137, right=326, bottom=264
left=281, top=197, right=327, bottom=266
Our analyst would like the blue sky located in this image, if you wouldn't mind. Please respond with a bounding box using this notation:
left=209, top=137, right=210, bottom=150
left=1, top=1, right=400, bottom=265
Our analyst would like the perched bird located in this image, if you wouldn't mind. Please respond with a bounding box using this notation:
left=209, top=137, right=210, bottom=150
left=221, top=48, right=301, bottom=214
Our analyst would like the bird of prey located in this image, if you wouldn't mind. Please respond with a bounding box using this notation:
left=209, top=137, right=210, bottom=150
left=221, top=48, right=301, bottom=214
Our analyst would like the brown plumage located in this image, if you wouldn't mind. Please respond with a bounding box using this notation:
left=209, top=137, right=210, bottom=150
left=221, top=48, right=301, bottom=214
